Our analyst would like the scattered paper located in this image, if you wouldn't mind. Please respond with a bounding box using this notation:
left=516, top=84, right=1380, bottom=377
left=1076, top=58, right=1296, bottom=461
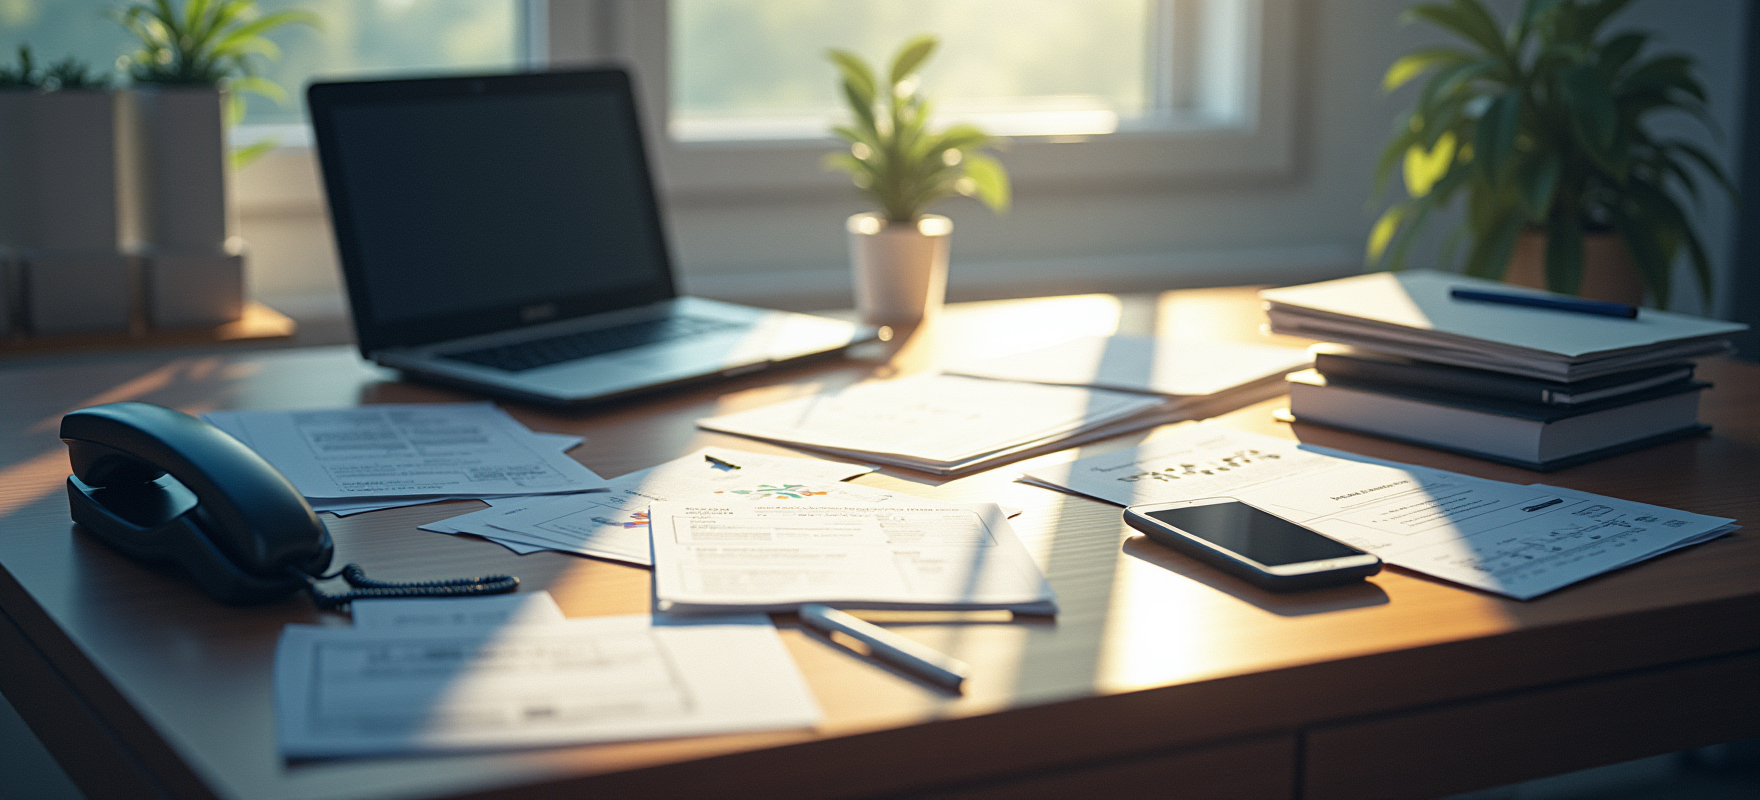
left=942, top=335, right=1310, bottom=397
left=275, top=614, right=819, bottom=757
left=698, top=374, right=1170, bottom=473
left=204, top=403, right=606, bottom=499
left=1023, top=424, right=1734, bottom=599
left=648, top=501, right=1057, bottom=613
left=350, top=591, right=567, bottom=629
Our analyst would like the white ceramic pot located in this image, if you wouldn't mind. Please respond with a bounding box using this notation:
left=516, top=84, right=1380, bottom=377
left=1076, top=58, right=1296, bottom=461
left=123, top=85, right=231, bottom=252
left=0, top=89, right=124, bottom=251
left=123, top=86, right=245, bottom=327
left=848, top=212, right=952, bottom=326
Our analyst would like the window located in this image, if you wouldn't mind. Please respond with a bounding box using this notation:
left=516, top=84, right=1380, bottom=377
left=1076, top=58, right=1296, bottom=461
left=620, top=0, right=1295, bottom=196
left=0, top=0, right=528, bottom=128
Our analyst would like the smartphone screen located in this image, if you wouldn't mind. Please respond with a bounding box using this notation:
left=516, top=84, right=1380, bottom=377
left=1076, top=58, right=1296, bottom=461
left=1146, top=502, right=1363, bottom=566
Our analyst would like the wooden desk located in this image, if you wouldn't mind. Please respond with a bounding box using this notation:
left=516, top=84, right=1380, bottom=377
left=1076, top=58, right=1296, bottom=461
left=1, top=288, right=1755, bottom=800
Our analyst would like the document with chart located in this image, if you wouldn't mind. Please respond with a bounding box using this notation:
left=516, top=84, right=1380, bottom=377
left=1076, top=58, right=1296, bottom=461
left=422, top=447, right=879, bottom=564
left=275, top=613, right=819, bottom=756
left=647, top=501, right=1057, bottom=613
left=1023, top=424, right=1735, bottom=599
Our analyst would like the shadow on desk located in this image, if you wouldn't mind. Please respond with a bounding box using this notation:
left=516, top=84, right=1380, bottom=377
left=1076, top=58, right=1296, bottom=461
left=1121, top=535, right=1391, bottom=616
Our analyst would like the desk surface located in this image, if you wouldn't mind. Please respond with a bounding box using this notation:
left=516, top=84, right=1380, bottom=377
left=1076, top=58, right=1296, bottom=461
left=1, top=287, right=1756, bottom=800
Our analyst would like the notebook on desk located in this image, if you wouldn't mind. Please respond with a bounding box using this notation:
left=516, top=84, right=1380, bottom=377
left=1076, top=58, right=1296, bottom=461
left=307, top=69, right=877, bottom=407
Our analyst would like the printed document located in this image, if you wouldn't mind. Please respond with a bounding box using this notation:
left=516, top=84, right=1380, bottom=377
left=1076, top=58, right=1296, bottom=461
left=1023, top=424, right=1734, bottom=599
left=423, top=447, right=878, bottom=564
left=275, top=613, right=819, bottom=757
left=203, top=403, right=606, bottom=499
left=647, top=501, right=1057, bottom=613
left=350, top=591, right=567, bottom=629
left=697, top=374, right=1170, bottom=473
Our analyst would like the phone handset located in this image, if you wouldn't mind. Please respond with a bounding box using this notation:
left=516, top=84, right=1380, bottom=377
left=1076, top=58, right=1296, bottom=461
left=62, top=403, right=517, bottom=606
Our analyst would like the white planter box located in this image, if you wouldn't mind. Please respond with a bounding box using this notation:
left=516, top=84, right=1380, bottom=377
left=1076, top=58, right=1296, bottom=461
left=147, top=250, right=245, bottom=329
left=24, top=251, right=138, bottom=335
left=0, top=90, right=125, bottom=250
left=848, top=212, right=952, bottom=326
left=123, top=86, right=231, bottom=252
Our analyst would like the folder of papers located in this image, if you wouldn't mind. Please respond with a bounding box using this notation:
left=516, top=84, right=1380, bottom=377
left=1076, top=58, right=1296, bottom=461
left=697, top=373, right=1174, bottom=474
left=1260, top=271, right=1747, bottom=381
left=1022, top=423, right=1735, bottom=600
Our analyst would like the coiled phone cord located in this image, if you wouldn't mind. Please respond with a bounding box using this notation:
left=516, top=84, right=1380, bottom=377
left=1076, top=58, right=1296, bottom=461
left=292, top=564, right=520, bottom=610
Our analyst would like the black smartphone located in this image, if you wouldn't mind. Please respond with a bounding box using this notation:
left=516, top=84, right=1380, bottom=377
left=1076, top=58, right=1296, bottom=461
left=1123, top=497, right=1381, bottom=591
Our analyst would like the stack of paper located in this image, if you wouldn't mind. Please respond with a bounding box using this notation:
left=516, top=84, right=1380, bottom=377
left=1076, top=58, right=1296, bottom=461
left=646, top=501, right=1057, bottom=614
left=697, top=373, right=1173, bottom=474
left=203, top=402, right=607, bottom=515
left=1260, top=271, right=1747, bottom=381
left=941, top=335, right=1311, bottom=416
left=1023, top=423, right=1735, bottom=600
left=423, top=446, right=877, bottom=561
left=276, top=591, right=819, bottom=756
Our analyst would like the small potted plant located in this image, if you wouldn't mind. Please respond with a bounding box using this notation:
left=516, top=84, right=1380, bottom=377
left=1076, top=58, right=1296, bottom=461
left=826, top=35, right=1010, bottom=325
left=1368, top=0, right=1733, bottom=307
left=116, top=0, right=315, bottom=327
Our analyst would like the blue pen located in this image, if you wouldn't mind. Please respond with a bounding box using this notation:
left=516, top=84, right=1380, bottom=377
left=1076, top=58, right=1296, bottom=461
left=1449, top=288, right=1638, bottom=319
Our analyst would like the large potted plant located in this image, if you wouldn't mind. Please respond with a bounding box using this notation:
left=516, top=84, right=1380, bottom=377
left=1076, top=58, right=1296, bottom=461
left=1368, top=0, right=1733, bottom=307
left=826, top=35, right=1010, bottom=326
left=116, top=0, right=314, bottom=328
left=0, top=48, right=136, bottom=335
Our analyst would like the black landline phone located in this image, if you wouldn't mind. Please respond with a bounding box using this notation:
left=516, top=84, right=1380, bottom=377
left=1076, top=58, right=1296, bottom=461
left=62, top=402, right=517, bottom=607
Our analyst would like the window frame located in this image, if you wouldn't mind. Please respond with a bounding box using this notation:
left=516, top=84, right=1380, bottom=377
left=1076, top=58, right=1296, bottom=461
left=235, top=0, right=1299, bottom=220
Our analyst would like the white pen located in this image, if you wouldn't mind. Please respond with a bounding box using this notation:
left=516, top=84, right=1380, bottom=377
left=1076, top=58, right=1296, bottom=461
left=798, top=604, right=971, bottom=692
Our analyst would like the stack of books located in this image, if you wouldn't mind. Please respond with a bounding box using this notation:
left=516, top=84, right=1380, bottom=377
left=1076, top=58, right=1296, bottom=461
left=1261, top=271, right=1749, bottom=471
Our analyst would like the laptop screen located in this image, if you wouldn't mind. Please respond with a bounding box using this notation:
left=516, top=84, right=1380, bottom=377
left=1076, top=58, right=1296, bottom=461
left=309, top=70, right=676, bottom=353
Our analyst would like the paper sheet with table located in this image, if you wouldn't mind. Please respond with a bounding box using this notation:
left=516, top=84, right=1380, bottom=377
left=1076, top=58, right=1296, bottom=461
left=647, top=501, right=1056, bottom=613
left=276, top=593, right=819, bottom=757
left=203, top=403, right=606, bottom=507
left=1023, top=424, right=1734, bottom=599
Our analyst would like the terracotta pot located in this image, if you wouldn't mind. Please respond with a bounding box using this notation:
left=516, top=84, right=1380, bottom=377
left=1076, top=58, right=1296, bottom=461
left=848, top=212, right=952, bottom=325
left=1503, top=230, right=1646, bottom=305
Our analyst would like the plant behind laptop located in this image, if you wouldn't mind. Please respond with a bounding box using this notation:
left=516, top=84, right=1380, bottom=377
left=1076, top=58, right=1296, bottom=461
left=825, top=35, right=1011, bottom=325
left=1369, top=0, right=1734, bottom=307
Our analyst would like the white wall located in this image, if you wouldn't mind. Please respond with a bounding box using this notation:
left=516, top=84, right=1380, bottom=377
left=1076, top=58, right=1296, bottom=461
left=235, top=0, right=1749, bottom=321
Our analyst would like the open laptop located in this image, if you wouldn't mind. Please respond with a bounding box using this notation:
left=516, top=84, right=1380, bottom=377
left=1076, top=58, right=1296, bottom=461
left=306, top=69, right=877, bottom=407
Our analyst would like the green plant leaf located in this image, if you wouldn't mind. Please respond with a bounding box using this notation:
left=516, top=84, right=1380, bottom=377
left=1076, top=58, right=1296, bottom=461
left=1367, top=205, right=1406, bottom=264
left=1609, top=203, right=1671, bottom=306
left=1580, top=0, right=1636, bottom=37
left=1418, top=58, right=1496, bottom=112
left=1473, top=89, right=1521, bottom=182
left=1514, top=0, right=1565, bottom=44
left=1598, top=31, right=1648, bottom=77
left=1519, top=152, right=1561, bottom=218
left=826, top=49, right=877, bottom=107
left=1404, top=130, right=1457, bottom=197
left=888, top=34, right=937, bottom=87
left=1663, top=140, right=1737, bottom=201
left=1463, top=211, right=1524, bottom=279
left=1558, top=63, right=1616, bottom=152
left=959, top=152, right=1010, bottom=213
left=1403, top=1, right=1508, bottom=62
left=1384, top=47, right=1472, bottom=92
left=1543, top=205, right=1583, bottom=295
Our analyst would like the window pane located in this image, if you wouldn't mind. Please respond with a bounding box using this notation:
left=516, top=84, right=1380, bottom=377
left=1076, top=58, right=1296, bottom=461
left=670, top=0, right=1158, bottom=141
left=0, top=0, right=522, bottom=126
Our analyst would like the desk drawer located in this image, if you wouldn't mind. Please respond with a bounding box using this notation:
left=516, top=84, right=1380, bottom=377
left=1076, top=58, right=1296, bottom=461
left=920, top=733, right=1294, bottom=800
left=1302, top=651, right=1760, bottom=800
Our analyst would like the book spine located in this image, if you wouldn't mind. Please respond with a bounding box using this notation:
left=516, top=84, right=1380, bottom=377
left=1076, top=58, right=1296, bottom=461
left=1314, top=354, right=1548, bottom=405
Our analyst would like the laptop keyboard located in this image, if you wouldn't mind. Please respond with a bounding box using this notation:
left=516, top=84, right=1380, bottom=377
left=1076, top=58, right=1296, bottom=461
left=443, top=315, right=743, bottom=372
